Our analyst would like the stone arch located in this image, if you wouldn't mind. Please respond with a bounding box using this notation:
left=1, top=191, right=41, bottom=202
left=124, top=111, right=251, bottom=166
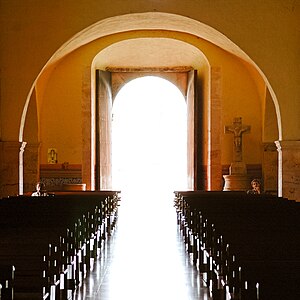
left=19, top=12, right=281, bottom=142
left=18, top=12, right=281, bottom=193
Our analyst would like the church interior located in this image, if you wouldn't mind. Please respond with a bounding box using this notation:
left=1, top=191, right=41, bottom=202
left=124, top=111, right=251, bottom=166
left=0, top=1, right=300, bottom=299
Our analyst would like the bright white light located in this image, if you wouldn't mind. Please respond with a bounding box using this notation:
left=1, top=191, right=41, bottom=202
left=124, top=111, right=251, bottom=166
left=100, top=77, right=197, bottom=299
left=112, top=76, right=187, bottom=195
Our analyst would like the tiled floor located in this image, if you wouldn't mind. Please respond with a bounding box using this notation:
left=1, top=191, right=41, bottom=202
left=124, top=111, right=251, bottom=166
left=72, top=190, right=211, bottom=300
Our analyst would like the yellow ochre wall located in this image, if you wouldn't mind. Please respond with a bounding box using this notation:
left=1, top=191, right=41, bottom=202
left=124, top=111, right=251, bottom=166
left=35, top=29, right=265, bottom=165
left=0, top=0, right=299, bottom=198
left=1, top=0, right=299, bottom=143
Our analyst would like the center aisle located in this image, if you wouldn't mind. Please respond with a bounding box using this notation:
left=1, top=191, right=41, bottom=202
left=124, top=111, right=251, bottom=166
left=73, top=191, right=211, bottom=300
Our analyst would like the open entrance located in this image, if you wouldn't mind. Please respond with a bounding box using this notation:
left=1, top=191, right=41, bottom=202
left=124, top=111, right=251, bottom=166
left=112, top=76, right=187, bottom=200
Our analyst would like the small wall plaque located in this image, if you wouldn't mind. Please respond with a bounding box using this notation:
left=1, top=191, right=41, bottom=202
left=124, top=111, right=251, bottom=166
left=48, top=148, right=58, bottom=164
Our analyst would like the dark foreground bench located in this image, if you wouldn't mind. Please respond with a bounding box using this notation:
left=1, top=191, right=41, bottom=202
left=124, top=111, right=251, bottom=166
left=0, top=190, right=120, bottom=300
left=174, top=191, right=300, bottom=300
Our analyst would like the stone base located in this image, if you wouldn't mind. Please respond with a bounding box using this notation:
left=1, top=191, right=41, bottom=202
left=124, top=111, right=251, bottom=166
left=229, top=161, right=247, bottom=175
left=223, top=174, right=250, bottom=191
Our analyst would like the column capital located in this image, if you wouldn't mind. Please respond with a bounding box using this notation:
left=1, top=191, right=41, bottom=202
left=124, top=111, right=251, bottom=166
left=275, top=140, right=300, bottom=151
left=263, top=142, right=277, bottom=152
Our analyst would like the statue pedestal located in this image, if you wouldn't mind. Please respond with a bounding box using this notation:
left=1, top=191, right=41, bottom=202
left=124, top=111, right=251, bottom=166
left=229, top=161, right=247, bottom=175
left=223, top=162, right=249, bottom=191
left=223, top=174, right=250, bottom=191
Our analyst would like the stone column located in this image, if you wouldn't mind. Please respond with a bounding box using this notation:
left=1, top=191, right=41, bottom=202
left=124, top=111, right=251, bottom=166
left=210, top=66, right=223, bottom=190
left=275, top=140, right=300, bottom=201
left=262, top=142, right=278, bottom=194
left=23, top=143, right=40, bottom=193
left=0, top=141, right=23, bottom=197
left=82, top=67, right=92, bottom=190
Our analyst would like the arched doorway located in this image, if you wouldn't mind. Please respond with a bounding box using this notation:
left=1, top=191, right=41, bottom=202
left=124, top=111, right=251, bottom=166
left=111, top=76, right=187, bottom=197
left=20, top=12, right=282, bottom=199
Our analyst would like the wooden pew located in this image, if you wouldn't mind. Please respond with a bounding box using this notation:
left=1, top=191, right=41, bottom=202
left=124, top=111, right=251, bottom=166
left=0, top=265, right=14, bottom=300
left=0, top=191, right=120, bottom=300
left=174, top=191, right=300, bottom=300
left=2, top=191, right=119, bottom=298
left=179, top=192, right=298, bottom=300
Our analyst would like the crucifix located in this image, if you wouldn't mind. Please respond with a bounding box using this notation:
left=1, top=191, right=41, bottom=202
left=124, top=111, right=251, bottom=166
left=225, top=117, right=251, bottom=162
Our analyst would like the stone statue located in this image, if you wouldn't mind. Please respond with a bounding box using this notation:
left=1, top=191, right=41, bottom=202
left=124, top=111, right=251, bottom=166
left=225, top=117, right=251, bottom=162
left=223, top=117, right=251, bottom=191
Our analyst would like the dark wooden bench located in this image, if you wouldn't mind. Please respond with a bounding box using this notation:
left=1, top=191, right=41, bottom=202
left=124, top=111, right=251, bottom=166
left=0, top=191, right=120, bottom=300
left=0, top=265, right=14, bottom=300
left=174, top=191, right=300, bottom=300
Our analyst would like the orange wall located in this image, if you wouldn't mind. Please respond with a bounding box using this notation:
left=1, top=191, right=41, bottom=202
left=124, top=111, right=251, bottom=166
left=37, top=53, right=84, bottom=164
left=34, top=30, right=266, bottom=165
left=1, top=0, right=299, bottom=144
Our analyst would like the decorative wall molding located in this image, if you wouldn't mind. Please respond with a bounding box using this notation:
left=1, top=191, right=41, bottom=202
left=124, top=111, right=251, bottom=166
left=40, top=164, right=82, bottom=190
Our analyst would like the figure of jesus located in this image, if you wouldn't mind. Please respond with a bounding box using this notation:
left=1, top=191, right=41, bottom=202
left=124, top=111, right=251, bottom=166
left=225, top=117, right=251, bottom=162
